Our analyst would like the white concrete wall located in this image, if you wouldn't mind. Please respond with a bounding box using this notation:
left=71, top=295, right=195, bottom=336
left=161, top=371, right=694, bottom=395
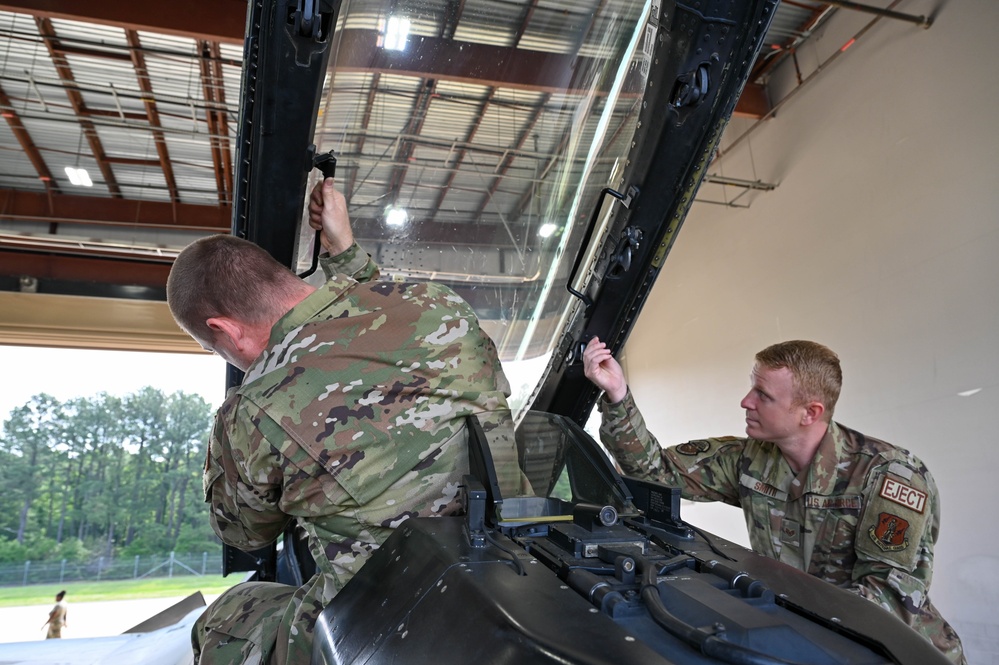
left=618, top=1, right=999, bottom=662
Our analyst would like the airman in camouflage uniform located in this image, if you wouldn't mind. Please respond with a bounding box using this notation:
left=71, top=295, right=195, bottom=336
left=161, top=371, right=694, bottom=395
left=584, top=338, right=965, bottom=664
left=167, top=180, right=523, bottom=664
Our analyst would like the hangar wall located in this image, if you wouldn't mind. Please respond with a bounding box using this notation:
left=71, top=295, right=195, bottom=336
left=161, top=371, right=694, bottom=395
left=618, top=1, right=999, bottom=662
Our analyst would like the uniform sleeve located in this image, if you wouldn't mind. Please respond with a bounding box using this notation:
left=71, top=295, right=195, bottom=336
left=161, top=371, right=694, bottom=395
left=319, top=241, right=380, bottom=283
left=846, top=459, right=967, bottom=662
left=598, top=391, right=744, bottom=505
left=848, top=458, right=939, bottom=617
left=203, top=401, right=291, bottom=549
left=598, top=390, right=668, bottom=480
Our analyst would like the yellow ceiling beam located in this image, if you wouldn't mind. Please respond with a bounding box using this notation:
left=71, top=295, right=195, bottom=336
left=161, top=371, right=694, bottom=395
left=0, top=291, right=205, bottom=354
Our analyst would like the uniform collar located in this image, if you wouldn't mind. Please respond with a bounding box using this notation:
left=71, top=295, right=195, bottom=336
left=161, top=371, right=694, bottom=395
left=800, top=421, right=854, bottom=496
left=240, top=274, right=358, bottom=386
left=267, top=274, right=357, bottom=347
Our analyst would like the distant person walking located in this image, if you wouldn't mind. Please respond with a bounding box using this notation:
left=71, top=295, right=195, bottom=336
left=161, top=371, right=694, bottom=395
left=41, top=590, right=67, bottom=639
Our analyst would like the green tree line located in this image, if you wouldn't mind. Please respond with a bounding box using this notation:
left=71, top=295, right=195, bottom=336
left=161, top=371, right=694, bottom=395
left=0, top=389, right=220, bottom=563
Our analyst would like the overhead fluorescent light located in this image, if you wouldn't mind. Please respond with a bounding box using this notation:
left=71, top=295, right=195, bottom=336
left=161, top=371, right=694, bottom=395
left=64, top=166, right=93, bottom=187
left=384, top=16, right=410, bottom=51
left=538, top=223, right=557, bottom=238
left=385, top=206, right=409, bottom=227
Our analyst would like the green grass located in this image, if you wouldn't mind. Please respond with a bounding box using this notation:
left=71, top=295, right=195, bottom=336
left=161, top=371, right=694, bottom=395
left=0, top=575, right=240, bottom=607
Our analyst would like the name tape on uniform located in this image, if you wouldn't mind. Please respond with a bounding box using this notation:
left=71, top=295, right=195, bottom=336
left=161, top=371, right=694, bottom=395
left=804, top=495, right=862, bottom=510
left=739, top=474, right=788, bottom=502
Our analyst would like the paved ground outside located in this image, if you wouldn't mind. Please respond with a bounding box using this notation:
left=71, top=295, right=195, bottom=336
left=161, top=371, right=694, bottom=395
left=0, top=595, right=220, bottom=644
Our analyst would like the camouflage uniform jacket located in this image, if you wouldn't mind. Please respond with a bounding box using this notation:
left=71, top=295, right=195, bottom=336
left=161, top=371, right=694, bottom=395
left=599, top=391, right=965, bottom=664
left=203, top=243, right=521, bottom=663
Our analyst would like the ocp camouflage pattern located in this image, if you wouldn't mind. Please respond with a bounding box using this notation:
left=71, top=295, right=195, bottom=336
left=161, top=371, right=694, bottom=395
left=599, top=390, right=965, bottom=664
left=196, top=244, right=523, bottom=664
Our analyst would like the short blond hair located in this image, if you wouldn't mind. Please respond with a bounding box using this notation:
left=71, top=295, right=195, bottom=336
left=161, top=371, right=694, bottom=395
left=755, top=340, right=842, bottom=420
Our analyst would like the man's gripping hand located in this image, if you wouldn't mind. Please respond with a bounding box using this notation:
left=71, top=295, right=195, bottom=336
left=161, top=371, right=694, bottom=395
left=308, top=178, right=353, bottom=256
left=583, top=337, right=628, bottom=404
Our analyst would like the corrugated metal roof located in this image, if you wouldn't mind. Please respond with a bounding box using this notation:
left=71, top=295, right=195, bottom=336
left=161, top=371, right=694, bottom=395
left=0, top=8, right=240, bottom=215
left=0, top=0, right=845, bottom=280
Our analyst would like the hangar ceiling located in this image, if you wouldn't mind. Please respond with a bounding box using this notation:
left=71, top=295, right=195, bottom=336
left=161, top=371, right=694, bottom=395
left=0, top=0, right=930, bottom=351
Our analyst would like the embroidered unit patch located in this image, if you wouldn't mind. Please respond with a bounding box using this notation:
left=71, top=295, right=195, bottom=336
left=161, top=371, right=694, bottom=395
left=879, top=476, right=927, bottom=514
left=868, top=512, right=910, bottom=552
left=676, top=440, right=711, bottom=456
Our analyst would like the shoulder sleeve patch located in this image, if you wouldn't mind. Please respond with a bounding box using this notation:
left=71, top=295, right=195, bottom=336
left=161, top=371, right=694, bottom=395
left=676, top=439, right=711, bottom=456
left=867, top=512, right=912, bottom=552
left=672, top=436, right=743, bottom=457
left=856, top=470, right=931, bottom=571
